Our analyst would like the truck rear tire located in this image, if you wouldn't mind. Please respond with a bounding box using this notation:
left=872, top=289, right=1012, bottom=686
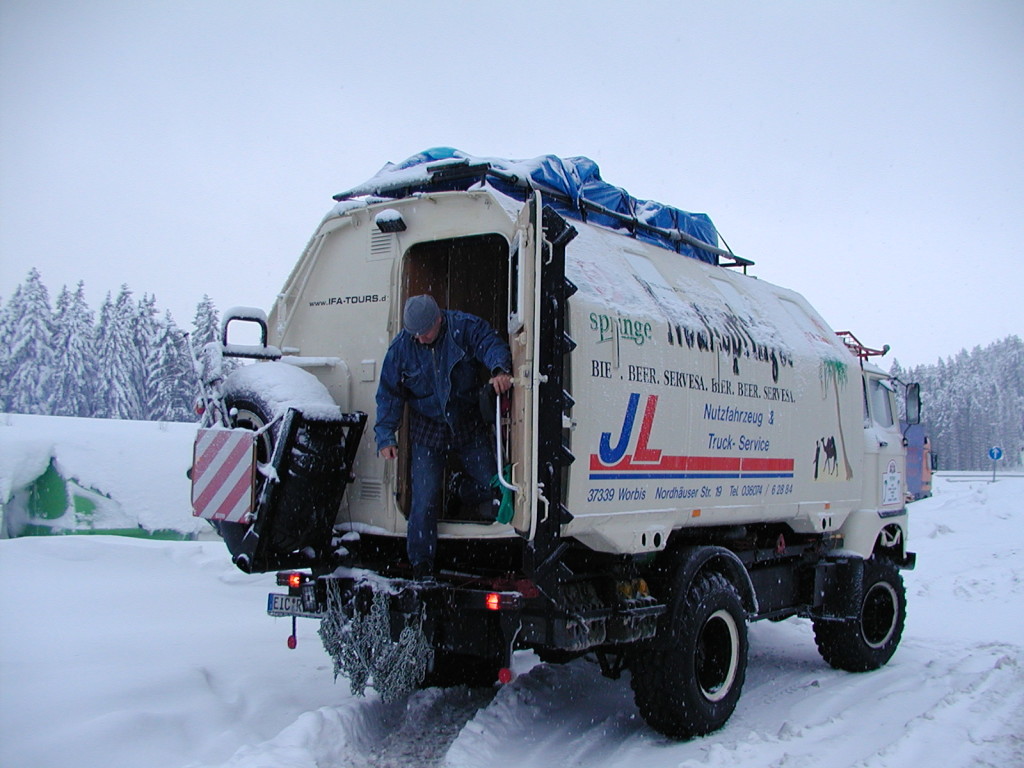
left=812, top=557, right=906, bottom=672
left=629, top=571, right=748, bottom=740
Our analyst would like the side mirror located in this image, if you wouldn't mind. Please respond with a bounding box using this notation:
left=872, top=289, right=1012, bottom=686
left=905, top=382, right=922, bottom=425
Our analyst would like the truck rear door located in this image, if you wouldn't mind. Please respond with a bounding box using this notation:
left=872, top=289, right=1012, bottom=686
left=507, top=192, right=542, bottom=538
left=508, top=193, right=578, bottom=559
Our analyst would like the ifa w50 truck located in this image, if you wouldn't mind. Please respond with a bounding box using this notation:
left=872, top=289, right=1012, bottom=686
left=190, top=149, right=920, bottom=739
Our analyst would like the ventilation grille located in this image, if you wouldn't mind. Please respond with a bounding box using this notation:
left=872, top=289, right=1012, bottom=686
left=359, top=478, right=383, bottom=501
left=369, top=229, right=396, bottom=261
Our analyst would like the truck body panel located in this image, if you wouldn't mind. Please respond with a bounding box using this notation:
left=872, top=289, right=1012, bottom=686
left=256, top=186, right=907, bottom=561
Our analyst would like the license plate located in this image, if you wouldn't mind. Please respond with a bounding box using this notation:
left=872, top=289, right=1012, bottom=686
left=267, top=592, right=323, bottom=618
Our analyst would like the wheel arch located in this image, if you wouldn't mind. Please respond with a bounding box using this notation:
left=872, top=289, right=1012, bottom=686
left=666, top=545, right=758, bottom=617
left=839, top=508, right=910, bottom=564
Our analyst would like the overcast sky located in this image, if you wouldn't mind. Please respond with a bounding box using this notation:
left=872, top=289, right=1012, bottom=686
left=1, top=0, right=1021, bottom=368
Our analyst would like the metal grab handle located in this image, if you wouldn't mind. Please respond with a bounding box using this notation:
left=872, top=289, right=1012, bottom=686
left=495, top=393, right=517, bottom=492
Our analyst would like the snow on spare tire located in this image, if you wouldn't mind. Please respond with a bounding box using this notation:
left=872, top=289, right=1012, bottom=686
left=225, top=362, right=341, bottom=423
left=213, top=362, right=341, bottom=557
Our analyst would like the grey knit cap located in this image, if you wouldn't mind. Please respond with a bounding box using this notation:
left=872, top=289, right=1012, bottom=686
left=403, top=294, right=441, bottom=335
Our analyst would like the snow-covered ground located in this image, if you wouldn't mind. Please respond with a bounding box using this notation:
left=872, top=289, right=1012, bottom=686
left=1, top=415, right=1022, bottom=767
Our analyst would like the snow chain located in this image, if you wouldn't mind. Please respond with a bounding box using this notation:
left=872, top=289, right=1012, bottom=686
left=318, top=579, right=434, bottom=702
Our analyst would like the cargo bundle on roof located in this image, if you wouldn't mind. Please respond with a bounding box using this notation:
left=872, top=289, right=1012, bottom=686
left=333, top=147, right=746, bottom=267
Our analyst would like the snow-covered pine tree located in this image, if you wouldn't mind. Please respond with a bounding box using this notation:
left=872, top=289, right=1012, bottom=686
left=134, top=293, right=160, bottom=419
left=145, top=310, right=197, bottom=422
left=51, top=281, right=98, bottom=417
left=92, top=293, right=117, bottom=417
left=904, top=335, right=1024, bottom=470
left=986, top=336, right=1023, bottom=469
left=92, top=292, right=113, bottom=416
left=190, top=293, right=236, bottom=382
left=0, top=286, right=18, bottom=409
left=93, top=285, right=144, bottom=419
left=2, top=269, right=56, bottom=414
left=191, top=294, right=220, bottom=354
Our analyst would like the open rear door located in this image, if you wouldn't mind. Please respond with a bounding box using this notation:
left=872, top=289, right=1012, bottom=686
left=508, top=193, right=578, bottom=575
left=506, top=192, right=542, bottom=538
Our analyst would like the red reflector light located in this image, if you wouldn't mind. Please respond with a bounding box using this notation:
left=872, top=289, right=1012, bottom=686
left=498, top=667, right=513, bottom=684
left=485, top=592, right=501, bottom=611
left=276, top=571, right=308, bottom=588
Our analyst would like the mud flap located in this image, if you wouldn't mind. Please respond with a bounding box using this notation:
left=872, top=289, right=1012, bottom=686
left=811, top=557, right=865, bottom=620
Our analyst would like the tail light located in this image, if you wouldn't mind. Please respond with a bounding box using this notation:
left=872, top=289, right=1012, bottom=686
left=276, top=571, right=309, bottom=589
left=484, top=591, right=521, bottom=611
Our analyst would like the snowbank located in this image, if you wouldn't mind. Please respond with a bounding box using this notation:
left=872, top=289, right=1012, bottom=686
left=0, top=471, right=1022, bottom=768
left=0, top=413, right=204, bottom=538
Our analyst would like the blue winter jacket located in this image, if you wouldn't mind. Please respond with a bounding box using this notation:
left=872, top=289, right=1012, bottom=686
left=374, top=310, right=511, bottom=451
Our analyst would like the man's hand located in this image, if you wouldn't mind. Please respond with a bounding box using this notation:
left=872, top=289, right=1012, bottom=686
left=379, top=445, right=398, bottom=460
left=489, top=373, right=513, bottom=395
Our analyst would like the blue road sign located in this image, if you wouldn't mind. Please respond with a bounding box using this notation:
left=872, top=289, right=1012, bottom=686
left=989, top=446, right=1004, bottom=461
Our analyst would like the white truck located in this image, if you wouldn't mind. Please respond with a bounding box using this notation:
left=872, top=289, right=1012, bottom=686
left=190, top=149, right=920, bottom=739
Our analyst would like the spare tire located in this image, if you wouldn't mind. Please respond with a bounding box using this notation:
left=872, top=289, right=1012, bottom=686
left=213, top=362, right=337, bottom=560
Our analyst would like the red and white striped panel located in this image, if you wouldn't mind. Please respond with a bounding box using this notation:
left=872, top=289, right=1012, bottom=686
left=191, top=428, right=257, bottom=523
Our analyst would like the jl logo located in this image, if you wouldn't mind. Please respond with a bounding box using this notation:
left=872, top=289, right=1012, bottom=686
left=599, top=393, right=663, bottom=465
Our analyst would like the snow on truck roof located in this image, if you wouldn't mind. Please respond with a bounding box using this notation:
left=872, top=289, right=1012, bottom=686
left=331, top=148, right=750, bottom=268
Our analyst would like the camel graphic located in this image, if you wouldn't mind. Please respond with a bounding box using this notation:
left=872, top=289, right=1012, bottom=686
left=813, top=435, right=839, bottom=479
left=823, top=435, right=838, bottom=475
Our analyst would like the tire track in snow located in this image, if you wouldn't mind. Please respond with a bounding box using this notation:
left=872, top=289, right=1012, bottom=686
left=862, top=641, right=1024, bottom=767
left=446, top=659, right=648, bottom=768
left=674, top=636, right=1024, bottom=768
left=449, top=631, right=1024, bottom=768
left=342, top=685, right=497, bottom=768
left=201, top=634, right=1023, bottom=768
left=201, top=684, right=497, bottom=768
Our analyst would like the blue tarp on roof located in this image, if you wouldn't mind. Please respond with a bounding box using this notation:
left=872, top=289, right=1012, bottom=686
left=337, top=148, right=729, bottom=265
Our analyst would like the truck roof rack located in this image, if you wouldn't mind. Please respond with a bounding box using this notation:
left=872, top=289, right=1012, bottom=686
left=836, top=331, right=890, bottom=361
left=333, top=150, right=753, bottom=270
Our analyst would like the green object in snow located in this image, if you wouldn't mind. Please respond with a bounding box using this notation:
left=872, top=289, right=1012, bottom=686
left=29, top=461, right=70, bottom=520
left=491, top=466, right=515, bottom=525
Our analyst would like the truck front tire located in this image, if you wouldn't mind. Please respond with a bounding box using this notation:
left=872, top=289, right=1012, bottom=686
left=630, top=571, right=748, bottom=739
left=812, top=557, right=906, bottom=672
